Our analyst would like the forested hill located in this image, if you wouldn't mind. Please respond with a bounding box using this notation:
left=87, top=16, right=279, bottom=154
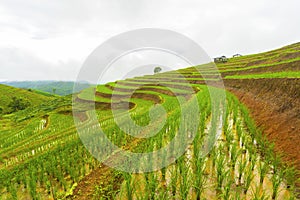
left=0, top=84, right=55, bottom=114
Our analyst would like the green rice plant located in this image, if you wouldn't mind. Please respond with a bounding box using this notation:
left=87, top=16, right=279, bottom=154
left=247, top=145, right=258, bottom=171
left=287, top=195, right=297, bottom=200
left=256, top=135, right=271, bottom=160
left=144, top=172, right=159, bottom=200
left=270, top=154, right=281, bottom=176
left=230, top=142, right=241, bottom=170
left=233, top=185, right=242, bottom=200
left=28, top=166, right=38, bottom=200
left=169, top=166, right=178, bottom=197
left=283, top=166, right=299, bottom=192
left=215, top=147, right=227, bottom=194
left=224, top=126, right=234, bottom=153
left=7, top=183, right=18, bottom=200
left=220, top=169, right=233, bottom=200
left=193, top=132, right=203, bottom=159
left=232, top=102, right=239, bottom=125
left=223, top=110, right=229, bottom=133
left=210, top=147, right=217, bottom=168
left=239, top=105, right=258, bottom=141
left=249, top=152, right=257, bottom=172
left=243, top=166, right=254, bottom=195
left=157, top=188, right=168, bottom=200
left=240, top=131, right=246, bottom=148
left=178, top=156, right=190, bottom=200
left=123, top=172, right=133, bottom=200
left=193, top=156, right=206, bottom=200
left=251, top=184, right=268, bottom=200
left=271, top=171, right=283, bottom=200
left=236, top=120, right=243, bottom=146
left=161, top=166, right=166, bottom=184
left=237, top=157, right=247, bottom=186
left=258, top=161, right=269, bottom=185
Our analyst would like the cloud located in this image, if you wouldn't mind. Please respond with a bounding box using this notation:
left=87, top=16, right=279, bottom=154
left=0, top=0, right=299, bottom=81
left=0, top=47, right=81, bottom=81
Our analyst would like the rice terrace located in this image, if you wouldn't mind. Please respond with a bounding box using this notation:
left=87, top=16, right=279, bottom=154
left=0, top=42, right=300, bottom=200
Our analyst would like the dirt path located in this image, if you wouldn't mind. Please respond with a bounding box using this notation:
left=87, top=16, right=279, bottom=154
left=67, top=163, right=123, bottom=200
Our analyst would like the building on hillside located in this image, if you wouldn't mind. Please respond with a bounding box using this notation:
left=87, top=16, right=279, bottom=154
left=214, top=56, right=228, bottom=63
left=233, top=54, right=242, bottom=58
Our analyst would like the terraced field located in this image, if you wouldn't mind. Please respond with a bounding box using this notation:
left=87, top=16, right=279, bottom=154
left=0, top=42, right=299, bottom=199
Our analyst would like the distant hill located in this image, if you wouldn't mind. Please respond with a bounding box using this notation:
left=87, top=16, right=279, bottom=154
left=0, top=84, right=55, bottom=114
left=0, top=81, right=91, bottom=96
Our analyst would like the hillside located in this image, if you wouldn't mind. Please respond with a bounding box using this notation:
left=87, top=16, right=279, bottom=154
left=0, top=84, right=55, bottom=114
left=152, top=42, right=300, bottom=186
left=71, top=42, right=300, bottom=199
left=0, top=42, right=299, bottom=199
left=1, top=81, right=91, bottom=96
left=219, top=43, right=300, bottom=176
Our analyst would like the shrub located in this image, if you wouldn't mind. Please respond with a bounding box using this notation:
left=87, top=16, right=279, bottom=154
left=8, top=96, right=31, bottom=112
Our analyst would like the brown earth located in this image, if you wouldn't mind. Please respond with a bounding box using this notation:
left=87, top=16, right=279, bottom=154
left=224, top=78, right=300, bottom=188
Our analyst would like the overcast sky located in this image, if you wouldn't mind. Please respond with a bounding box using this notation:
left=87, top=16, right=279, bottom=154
left=0, top=0, right=299, bottom=82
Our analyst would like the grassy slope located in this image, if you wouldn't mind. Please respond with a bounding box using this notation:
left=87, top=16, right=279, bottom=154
left=0, top=84, right=55, bottom=113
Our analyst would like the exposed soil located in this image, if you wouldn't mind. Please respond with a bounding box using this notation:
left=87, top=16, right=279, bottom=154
left=224, top=78, right=300, bottom=188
